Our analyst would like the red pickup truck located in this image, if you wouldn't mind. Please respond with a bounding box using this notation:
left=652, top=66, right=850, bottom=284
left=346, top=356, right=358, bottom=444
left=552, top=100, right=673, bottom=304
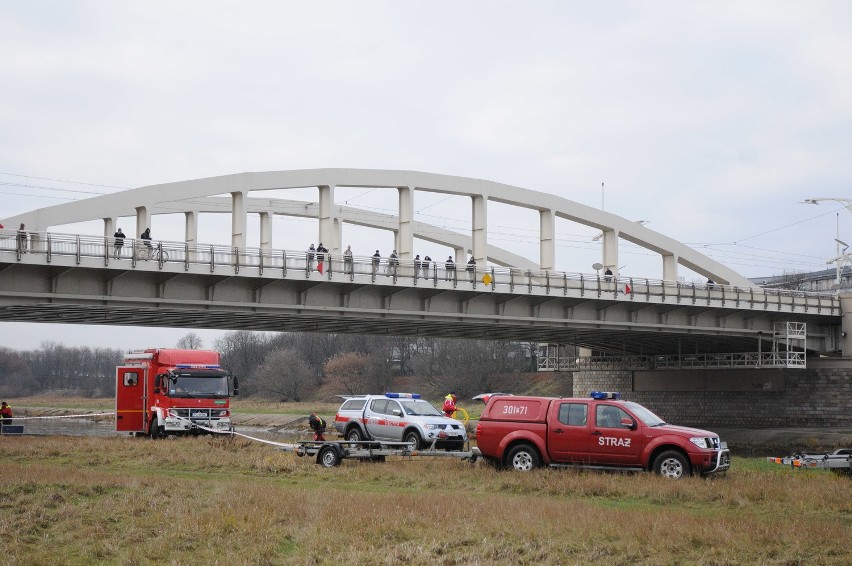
left=475, top=392, right=730, bottom=478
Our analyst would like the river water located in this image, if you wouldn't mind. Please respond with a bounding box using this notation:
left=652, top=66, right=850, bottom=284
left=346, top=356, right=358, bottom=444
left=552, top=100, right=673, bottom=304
left=5, top=414, right=298, bottom=441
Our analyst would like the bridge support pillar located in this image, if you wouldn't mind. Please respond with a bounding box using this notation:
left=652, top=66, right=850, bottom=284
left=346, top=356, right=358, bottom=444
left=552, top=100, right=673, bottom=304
left=103, top=217, right=115, bottom=238
left=231, top=191, right=246, bottom=251
left=663, top=253, right=678, bottom=281
left=259, top=212, right=271, bottom=252
left=602, top=229, right=618, bottom=273
left=472, top=194, right=487, bottom=264
left=318, top=185, right=335, bottom=252
left=539, top=209, right=555, bottom=271
left=185, top=211, right=198, bottom=245
left=841, top=292, right=852, bottom=357
left=135, top=206, right=149, bottom=241
left=398, top=186, right=413, bottom=259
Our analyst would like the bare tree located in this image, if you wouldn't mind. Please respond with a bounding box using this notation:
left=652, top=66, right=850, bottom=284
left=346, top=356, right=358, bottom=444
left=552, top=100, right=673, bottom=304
left=763, top=271, right=813, bottom=291
left=324, top=352, right=371, bottom=394
left=254, top=349, right=314, bottom=401
left=414, top=338, right=531, bottom=398
left=176, top=332, right=204, bottom=350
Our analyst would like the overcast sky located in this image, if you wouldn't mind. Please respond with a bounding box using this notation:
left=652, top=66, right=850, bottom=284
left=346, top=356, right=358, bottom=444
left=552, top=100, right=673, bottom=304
left=1, top=1, right=851, bottom=351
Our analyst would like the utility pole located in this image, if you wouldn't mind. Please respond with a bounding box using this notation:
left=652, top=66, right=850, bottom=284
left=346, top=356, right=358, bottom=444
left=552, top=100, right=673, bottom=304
left=803, top=198, right=851, bottom=288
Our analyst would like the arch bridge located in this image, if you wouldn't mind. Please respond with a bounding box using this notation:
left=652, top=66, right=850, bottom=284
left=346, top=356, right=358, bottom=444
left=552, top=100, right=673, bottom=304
left=0, top=169, right=845, bottom=365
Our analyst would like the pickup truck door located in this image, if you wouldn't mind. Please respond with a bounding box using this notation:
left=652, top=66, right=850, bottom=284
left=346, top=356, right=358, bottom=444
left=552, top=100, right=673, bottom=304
left=586, top=403, right=644, bottom=465
left=366, top=399, right=404, bottom=441
left=547, top=401, right=590, bottom=462
left=381, top=399, right=406, bottom=441
left=364, top=399, right=388, bottom=439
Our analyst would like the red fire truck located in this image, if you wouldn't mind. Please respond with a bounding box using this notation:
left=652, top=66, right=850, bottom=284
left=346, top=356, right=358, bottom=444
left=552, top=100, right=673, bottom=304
left=115, top=349, right=238, bottom=438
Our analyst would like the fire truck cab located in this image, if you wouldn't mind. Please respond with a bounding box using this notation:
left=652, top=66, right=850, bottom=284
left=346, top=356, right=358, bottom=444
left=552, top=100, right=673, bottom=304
left=115, top=348, right=238, bottom=438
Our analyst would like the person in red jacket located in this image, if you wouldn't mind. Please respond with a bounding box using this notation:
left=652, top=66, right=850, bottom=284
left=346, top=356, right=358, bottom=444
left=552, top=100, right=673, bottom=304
left=0, top=401, right=12, bottom=425
left=442, top=392, right=457, bottom=418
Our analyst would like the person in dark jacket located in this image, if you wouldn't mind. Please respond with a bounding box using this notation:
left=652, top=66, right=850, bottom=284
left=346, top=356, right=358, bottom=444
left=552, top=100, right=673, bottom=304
left=113, top=228, right=125, bottom=258
left=308, top=412, right=326, bottom=441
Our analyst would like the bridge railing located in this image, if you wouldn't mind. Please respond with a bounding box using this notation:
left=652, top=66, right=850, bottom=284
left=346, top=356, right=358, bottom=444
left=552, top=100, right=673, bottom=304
left=537, top=351, right=807, bottom=370
left=0, top=229, right=840, bottom=314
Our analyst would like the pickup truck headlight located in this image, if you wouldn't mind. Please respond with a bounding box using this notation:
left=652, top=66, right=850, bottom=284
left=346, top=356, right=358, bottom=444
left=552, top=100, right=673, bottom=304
left=689, top=437, right=710, bottom=449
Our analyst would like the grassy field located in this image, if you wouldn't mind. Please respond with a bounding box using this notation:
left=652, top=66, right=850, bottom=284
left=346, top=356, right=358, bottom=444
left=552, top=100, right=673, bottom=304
left=1, top=434, right=849, bottom=565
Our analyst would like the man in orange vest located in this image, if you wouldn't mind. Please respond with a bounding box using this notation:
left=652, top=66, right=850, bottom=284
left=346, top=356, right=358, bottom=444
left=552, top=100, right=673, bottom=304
left=442, top=392, right=457, bottom=418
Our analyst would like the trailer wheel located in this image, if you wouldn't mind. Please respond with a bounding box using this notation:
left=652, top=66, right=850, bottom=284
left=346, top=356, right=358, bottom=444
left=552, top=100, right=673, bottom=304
left=505, top=443, right=540, bottom=471
left=653, top=450, right=691, bottom=479
left=317, top=445, right=342, bottom=468
left=403, top=430, right=422, bottom=450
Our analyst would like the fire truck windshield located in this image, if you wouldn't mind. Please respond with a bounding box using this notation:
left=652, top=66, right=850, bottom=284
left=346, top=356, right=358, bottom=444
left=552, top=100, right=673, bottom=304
left=168, top=375, right=230, bottom=398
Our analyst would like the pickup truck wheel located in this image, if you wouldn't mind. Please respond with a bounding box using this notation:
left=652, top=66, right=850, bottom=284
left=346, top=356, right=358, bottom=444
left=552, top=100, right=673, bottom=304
left=317, top=445, right=341, bottom=468
left=346, top=428, right=364, bottom=442
left=506, top=443, right=540, bottom=471
left=653, top=450, right=691, bottom=479
left=403, top=430, right=422, bottom=450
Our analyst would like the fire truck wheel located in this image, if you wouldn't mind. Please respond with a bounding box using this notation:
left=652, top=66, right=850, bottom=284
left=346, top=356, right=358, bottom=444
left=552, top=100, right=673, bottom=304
left=653, top=450, right=692, bottom=479
left=506, top=443, right=540, bottom=471
left=149, top=415, right=161, bottom=439
left=317, top=445, right=341, bottom=468
left=403, top=430, right=422, bottom=450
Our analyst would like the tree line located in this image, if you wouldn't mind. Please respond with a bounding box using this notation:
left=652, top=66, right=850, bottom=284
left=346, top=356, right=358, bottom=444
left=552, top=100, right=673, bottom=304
left=0, top=332, right=535, bottom=400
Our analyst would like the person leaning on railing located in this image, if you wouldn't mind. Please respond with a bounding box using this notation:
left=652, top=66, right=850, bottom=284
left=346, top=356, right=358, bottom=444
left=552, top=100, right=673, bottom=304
left=140, top=228, right=152, bottom=250
left=17, top=223, right=27, bottom=252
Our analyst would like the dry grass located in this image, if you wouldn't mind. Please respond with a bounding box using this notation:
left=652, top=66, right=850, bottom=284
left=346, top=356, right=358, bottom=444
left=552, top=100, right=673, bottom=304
left=0, top=435, right=849, bottom=565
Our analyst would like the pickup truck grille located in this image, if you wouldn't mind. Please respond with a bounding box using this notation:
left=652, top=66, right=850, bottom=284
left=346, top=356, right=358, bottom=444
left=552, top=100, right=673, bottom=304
left=434, top=424, right=463, bottom=430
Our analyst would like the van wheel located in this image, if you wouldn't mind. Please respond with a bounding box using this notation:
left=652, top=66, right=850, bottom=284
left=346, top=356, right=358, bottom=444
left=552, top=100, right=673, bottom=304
left=317, top=446, right=341, bottom=468
left=506, top=443, right=540, bottom=471
left=403, top=430, right=422, bottom=450
left=653, top=450, right=691, bottom=479
left=346, top=428, right=364, bottom=443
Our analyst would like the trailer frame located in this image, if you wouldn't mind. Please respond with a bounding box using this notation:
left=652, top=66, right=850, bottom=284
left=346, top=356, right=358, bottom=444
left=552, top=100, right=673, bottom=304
left=767, top=448, right=852, bottom=474
left=283, top=438, right=481, bottom=467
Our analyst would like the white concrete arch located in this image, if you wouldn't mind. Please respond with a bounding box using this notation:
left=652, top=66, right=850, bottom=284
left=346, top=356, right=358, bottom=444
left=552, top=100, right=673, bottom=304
left=0, top=168, right=754, bottom=286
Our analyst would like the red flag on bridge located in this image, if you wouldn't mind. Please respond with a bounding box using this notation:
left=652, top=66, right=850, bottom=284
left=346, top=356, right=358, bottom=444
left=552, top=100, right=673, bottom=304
left=624, top=283, right=632, bottom=295
left=317, top=261, right=324, bottom=275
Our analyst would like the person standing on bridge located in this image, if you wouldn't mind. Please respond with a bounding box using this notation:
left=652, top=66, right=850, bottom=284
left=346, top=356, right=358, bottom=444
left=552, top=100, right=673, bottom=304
left=387, top=250, right=399, bottom=277
left=604, top=267, right=613, bottom=283
left=372, top=250, right=381, bottom=275
left=17, top=223, right=27, bottom=253
left=414, top=255, right=422, bottom=278
left=466, top=255, right=476, bottom=282
left=113, top=228, right=125, bottom=258
left=445, top=256, right=455, bottom=281
left=344, top=245, right=353, bottom=274
left=307, top=244, right=316, bottom=270
left=422, top=255, right=431, bottom=279
left=0, top=402, right=12, bottom=425
left=140, top=228, right=152, bottom=253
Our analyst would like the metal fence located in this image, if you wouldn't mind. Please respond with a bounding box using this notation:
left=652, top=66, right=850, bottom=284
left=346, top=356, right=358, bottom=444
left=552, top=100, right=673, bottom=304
left=0, top=228, right=841, bottom=316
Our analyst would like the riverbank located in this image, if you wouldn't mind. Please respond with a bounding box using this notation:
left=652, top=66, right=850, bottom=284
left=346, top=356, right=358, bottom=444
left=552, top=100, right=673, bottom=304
left=11, top=403, right=852, bottom=457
